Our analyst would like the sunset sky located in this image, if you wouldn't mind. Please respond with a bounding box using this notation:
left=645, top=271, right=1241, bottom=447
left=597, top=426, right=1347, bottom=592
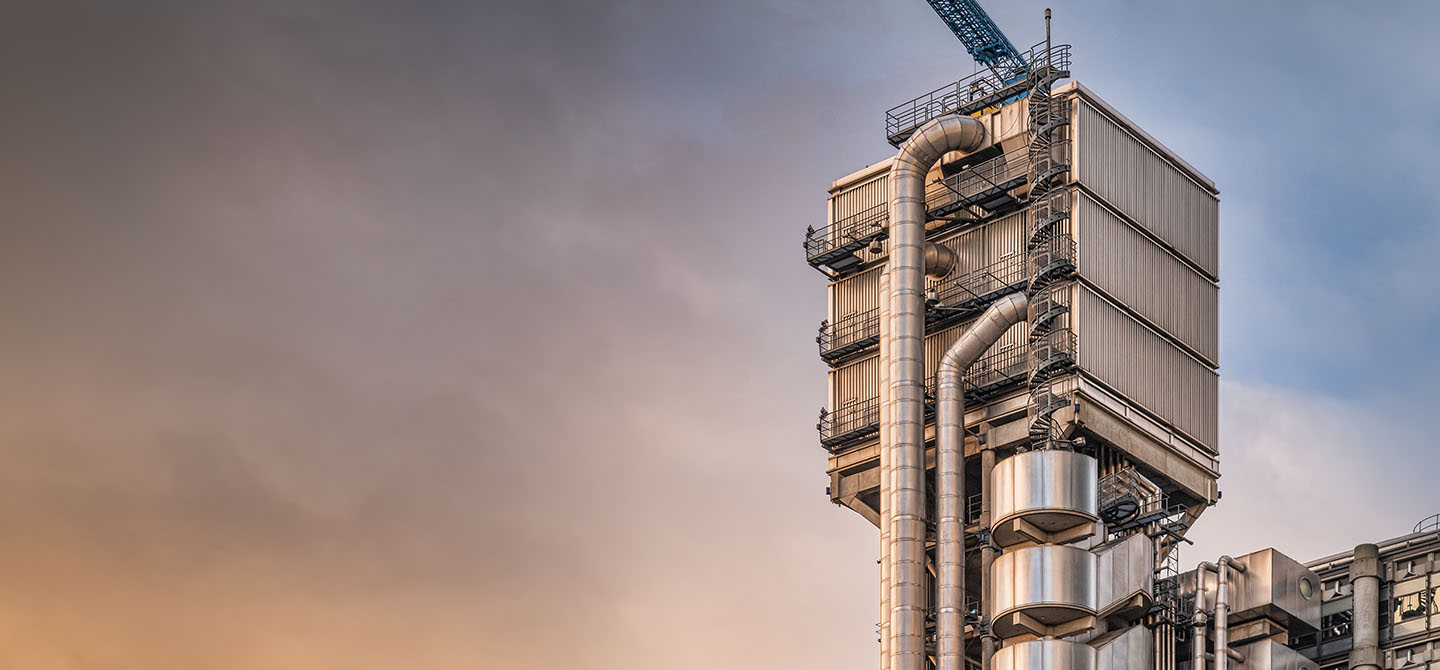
left=2, top=1, right=1439, bottom=668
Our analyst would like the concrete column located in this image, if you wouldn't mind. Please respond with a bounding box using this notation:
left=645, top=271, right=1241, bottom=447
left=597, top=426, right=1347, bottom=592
left=1349, top=543, right=1381, bottom=670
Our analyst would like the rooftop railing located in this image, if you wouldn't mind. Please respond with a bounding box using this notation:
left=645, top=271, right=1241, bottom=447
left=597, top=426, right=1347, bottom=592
left=886, top=42, right=1072, bottom=147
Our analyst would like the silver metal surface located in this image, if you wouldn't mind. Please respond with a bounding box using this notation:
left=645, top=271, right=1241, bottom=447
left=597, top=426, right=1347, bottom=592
left=990, top=544, right=1098, bottom=635
left=1073, top=99, right=1219, bottom=277
left=980, top=446, right=997, bottom=670
left=1215, top=556, right=1246, bottom=670
left=990, top=450, right=1098, bottom=548
left=1095, top=531, right=1155, bottom=618
left=1193, top=563, right=1214, bottom=670
left=992, top=639, right=1096, bottom=670
left=1229, top=549, right=1321, bottom=632
left=925, top=241, right=958, bottom=278
left=936, top=292, right=1029, bottom=670
left=1074, top=190, right=1218, bottom=365
left=1074, top=284, right=1218, bottom=449
left=1233, top=640, right=1319, bottom=670
left=886, top=113, right=987, bottom=670
left=1095, top=623, right=1154, bottom=670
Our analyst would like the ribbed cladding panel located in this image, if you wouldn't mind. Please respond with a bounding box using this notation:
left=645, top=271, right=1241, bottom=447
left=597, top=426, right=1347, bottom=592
left=829, top=353, right=881, bottom=411
left=830, top=173, right=888, bottom=224
left=1075, top=285, right=1218, bottom=450
left=828, top=210, right=1029, bottom=316
left=1075, top=192, right=1219, bottom=366
left=925, top=208, right=1029, bottom=295
left=829, top=173, right=889, bottom=266
left=827, top=321, right=1029, bottom=409
left=831, top=266, right=881, bottom=323
left=1074, top=100, right=1219, bottom=278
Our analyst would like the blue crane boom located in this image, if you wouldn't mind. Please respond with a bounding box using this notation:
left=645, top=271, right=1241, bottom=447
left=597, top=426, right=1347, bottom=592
left=922, top=0, right=1028, bottom=81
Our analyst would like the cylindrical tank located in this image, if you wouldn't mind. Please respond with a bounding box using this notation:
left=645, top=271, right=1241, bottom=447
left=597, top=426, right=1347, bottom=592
left=990, top=544, right=1098, bottom=638
left=991, top=450, right=1098, bottom=547
left=992, top=639, right=1097, bottom=670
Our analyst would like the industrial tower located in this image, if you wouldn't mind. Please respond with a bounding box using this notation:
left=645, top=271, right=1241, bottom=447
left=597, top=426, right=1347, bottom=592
left=803, top=7, right=1440, bottom=670
left=805, top=6, right=1220, bottom=670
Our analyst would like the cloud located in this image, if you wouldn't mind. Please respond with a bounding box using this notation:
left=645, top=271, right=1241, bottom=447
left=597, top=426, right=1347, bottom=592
left=1186, top=380, right=1440, bottom=564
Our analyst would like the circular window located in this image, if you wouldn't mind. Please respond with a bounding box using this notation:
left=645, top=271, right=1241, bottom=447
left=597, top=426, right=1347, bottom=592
left=1298, top=577, right=1314, bottom=599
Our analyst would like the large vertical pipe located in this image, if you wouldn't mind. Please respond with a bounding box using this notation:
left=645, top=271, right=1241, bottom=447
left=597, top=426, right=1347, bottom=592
left=936, top=293, right=1029, bottom=670
left=979, top=445, right=997, bottom=670
left=1214, top=557, right=1245, bottom=670
left=879, top=272, right=892, bottom=670
left=1192, top=563, right=1215, bottom=670
left=887, top=114, right=987, bottom=670
left=1349, top=543, right=1381, bottom=670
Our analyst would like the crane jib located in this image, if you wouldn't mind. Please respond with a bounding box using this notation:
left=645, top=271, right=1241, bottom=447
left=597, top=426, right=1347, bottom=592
left=923, top=0, right=1028, bottom=80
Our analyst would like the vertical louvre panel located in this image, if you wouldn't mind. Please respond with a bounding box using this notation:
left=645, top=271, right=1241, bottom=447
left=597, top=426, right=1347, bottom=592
left=1076, top=193, right=1219, bottom=365
left=1075, top=285, right=1218, bottom=450
left=1076, top=101, right=1219, bottom=277
left=831, top=267, right=881, bottom=323
left=826, top=320, right=1031, bottom=411
left=927, top=208, right=1029, bottom=292
left=830, top=174, right=889, bottom=225
left=830, top=354, right=881, bottom=411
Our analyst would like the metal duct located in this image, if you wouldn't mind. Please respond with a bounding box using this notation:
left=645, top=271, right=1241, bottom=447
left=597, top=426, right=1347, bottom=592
left=936, top=292, right=1029, bottom=670
left=925, top=241, right=958, bottom=279
left=1194, top=563, right=1215, bottom=670
left=1348, top=544, right=1381, bottom=670
left=879, top=272, right=891, bottom=670
left=992, top=639, right=1097, bottom=670
left=886, top=114, right=987, bottom=670
left=1215, top=556, right=1247, bottom=670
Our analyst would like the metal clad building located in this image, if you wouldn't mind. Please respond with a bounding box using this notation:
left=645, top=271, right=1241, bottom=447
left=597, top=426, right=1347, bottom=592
left=808, top=82, right=1220, bottom=516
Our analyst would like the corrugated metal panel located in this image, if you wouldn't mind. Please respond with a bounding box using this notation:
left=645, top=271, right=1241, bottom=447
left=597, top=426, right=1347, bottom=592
left=830, top=212, right=1030, bottom=318
left=1075, top=100, right=1219, bottom=277
left=933, top=208, right=1028, bottom=268
left=828, top=319, right=1029, bottom=409
left=830, top=173, right=888, bottom=225
left=1075, top=192, right=1219, bottom=366
left=830, top=354, right=880, bottom=411
left=830, top=266, right=881, bottom=323
left=1075, top=285, right=1218, bottom=449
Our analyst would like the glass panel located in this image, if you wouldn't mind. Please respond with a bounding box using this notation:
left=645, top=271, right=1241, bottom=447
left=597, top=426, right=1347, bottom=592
left=1394, top=591, right=1427, bottom=622
left=1322, top=610, right=1353, bottom=641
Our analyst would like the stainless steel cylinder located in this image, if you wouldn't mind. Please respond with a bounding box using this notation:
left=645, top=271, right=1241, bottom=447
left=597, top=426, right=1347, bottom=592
left=990, top=450, right=1098, bottom=547
left=992, top=639, right=1097, bottom=670
left=990, top=543, right=1097, bottom=638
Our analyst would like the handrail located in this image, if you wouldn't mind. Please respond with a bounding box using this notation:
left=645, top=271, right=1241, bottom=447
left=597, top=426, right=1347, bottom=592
left=924, top=143, right=1036, bottom=210
left=886, top=42, right=1072, bottom=145
left=931, top=253, right=1028, bottom=313
left=818, top=307, right=882, bottom=361
left=804, top=202, right=888, bottom=262
left=817, top=344, right=1031, bottom=452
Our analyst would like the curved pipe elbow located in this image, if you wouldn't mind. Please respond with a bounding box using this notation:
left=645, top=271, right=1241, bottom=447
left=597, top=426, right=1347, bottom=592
left=938, top=292, right=1029, bottom=375
left=895, top=116, right=988, bottom=175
